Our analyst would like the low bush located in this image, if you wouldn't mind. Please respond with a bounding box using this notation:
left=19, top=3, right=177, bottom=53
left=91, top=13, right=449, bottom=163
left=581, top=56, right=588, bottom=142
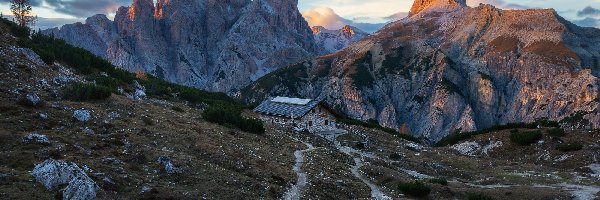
left=467, top=192, right=494, bottom=200
left=547, top=128, right=566, bottom=137
left=336, top=116, right=420, bottom=143
left=436, top=120, right=558, bottom=147
left=428, top=178, right=448, bottom=185
left=171, top=106, right=185, bottom=113
left=203, top=105, right=265, bottom=134
left=510, top=130, right=542, bottom=145
left=63, top=83, right=112, bottom=101
left=398, top=181, right=431, bottom=197
left=389, top=153, right=402, bottom=160
left=556, top=143, right=583, bottom=152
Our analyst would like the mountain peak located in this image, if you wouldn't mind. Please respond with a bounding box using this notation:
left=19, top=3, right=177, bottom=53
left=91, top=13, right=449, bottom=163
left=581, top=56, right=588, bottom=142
left=409, top=0, right=467, bottom=16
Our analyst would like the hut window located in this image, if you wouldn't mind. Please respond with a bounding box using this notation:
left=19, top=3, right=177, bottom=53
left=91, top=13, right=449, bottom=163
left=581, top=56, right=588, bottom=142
left=325, top=120, right=329, bottom=125
left=309, top=121, right=313, bottom=126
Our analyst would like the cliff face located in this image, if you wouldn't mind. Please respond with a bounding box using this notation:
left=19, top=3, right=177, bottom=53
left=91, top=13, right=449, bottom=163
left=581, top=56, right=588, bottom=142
left=242, top=1, right=600, bottom=143
left=45, top=0, right=317, bottom=93
left=312, top=25, right=369, bottom=54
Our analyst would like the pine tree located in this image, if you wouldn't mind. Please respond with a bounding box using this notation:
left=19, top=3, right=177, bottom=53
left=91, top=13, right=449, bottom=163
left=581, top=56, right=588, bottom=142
left=10, top=0, right=37, bottom=27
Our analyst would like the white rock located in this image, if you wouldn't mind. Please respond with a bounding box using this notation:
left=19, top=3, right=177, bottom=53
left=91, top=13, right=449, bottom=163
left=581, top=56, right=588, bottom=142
left=73, top=110, right=91, bottom=122
left=450, top=141, right=481, bottom=156
left=158, top=156, right=181, bottom=174
left=404, top=143, right=424, bottom=151
left=22, top=133, right=50, bottom=144
left=16, top=48, right=46, bottom=67
left=107, top=112, right=120, bottom=120
left=31, top=159, right=97, bottom=200
left=82, top=128, right=95, bottom=135
left=19, top=93, right=43, bottom=107
left=134, top=89, right=146, bottom=100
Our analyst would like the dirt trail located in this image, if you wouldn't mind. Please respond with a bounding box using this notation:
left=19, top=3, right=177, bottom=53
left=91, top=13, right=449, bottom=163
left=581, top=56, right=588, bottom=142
left=282, top=140, right=316, bottom=200
left=320, top=130, right=393, bottom=200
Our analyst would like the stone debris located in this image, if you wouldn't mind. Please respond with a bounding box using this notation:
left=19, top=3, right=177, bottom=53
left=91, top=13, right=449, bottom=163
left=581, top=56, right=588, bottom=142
left=451, top=140, right=503, bottom=156
left=450, top=141, right=481, bottom=157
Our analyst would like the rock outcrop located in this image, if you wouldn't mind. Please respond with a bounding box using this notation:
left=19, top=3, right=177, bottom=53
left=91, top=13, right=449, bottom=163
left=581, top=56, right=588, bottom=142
left=312, top=25, right=369, bottom=54
left=45, top=0, right=317, bottom=93
left=409, top=0, right=466, bottom=16
left=242, top=0, right=600, bottom=143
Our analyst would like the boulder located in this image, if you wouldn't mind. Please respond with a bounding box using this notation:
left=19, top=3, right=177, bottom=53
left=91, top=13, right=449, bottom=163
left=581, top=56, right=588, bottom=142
left=16, top=48, right=47, bottom=67
left=22, top=133, right=50, bottom=145
left=133, top=81, right=146, bottom=100
left=17, top=93, right=44, bottom=107
left=157, top=156, right=181, bottom=174
left=31, top=159, right=97, bottom=200
left=73, top=109, right=91, bottom=122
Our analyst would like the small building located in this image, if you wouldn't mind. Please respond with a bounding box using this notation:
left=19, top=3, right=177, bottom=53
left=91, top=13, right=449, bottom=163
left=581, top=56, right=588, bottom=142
left=253, top=96, right=337, bottom=133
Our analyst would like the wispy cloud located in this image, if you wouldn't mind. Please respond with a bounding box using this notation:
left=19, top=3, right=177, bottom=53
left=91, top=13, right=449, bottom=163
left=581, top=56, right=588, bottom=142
left=301, top=7, right=394, bottom=33
left=577, top=6, right=600, bottom=17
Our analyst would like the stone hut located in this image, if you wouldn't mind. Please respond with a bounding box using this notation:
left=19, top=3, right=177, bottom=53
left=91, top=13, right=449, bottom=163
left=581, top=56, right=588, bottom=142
left=253, top=96, right=337, bottom=133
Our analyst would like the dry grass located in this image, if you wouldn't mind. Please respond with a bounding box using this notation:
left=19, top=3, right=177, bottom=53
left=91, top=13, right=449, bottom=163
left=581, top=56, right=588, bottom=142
left=523, top=40, right=580, bottom=65
left=489, top=36, right=520, bottom=53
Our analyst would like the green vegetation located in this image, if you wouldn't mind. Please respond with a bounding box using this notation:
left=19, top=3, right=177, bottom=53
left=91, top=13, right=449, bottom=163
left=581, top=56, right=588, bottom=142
left=0, top=16, right=30, bottom=38
left=202, top=105, right=265, bottom=135
left=63, top=83, right=112, bottom=101
left=556, top=143, right=583, bottom=152
left=336, top=116, right=420, bottom=143
left=239, top=61, right=308, bottom=102
left=389, top=153, right=402, bottom=160
left=398, top=181, right=431, bottom=197
left=467, top=192, right=494, bottom=200
left=560, top=111, right=589, bottom=125
left=440, top=79, right=463, bottom=96
left=428, top=178, right=448, bottom=185
left=510, top=130, right=542, bottom=145
left=435, top=120, right=559, bottom=147
left=547, top=128, right=566, bottom=137
left=350, top=52, right=375, bottom=89
left=171, top=106, right=185, bottom=113
left=478, top=72, right=493, bottom=81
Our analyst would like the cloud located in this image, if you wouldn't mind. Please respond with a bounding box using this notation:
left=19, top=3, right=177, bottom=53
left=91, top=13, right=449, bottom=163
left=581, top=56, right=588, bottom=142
left=0, top=0, right=43, bottom=7
left=3, top=14, right=82, bottom=29
left=577, top=6, right=600, bottom=17
left=1, top=0, right=129, bottom=18
left=383, top=12, right=408, bottom=21
left=42, top=0, right=128, bottom=18
left=573, top=17, right=600, bottom=28
left=302, top=7, right=393, bottom=33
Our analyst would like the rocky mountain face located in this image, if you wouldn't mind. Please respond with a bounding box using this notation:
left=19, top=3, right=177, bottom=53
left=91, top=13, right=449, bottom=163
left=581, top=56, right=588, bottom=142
left=242, top=0, right=600, bottom=144
left=312, top=25, right=369, bottom=54
left=44, top=0, right=317, bottom=93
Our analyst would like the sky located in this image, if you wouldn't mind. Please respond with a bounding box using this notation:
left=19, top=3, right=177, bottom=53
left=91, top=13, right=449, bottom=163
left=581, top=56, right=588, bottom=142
left=0, top=0, right=600, bottom=32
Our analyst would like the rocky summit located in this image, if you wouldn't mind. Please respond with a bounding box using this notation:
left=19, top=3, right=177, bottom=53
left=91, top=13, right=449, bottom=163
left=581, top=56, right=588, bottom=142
left=242, top=0, right=600, bottom=143
left=312, top=25, right=369, bottom=54
left=44, top=0, right=317, bottom=93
